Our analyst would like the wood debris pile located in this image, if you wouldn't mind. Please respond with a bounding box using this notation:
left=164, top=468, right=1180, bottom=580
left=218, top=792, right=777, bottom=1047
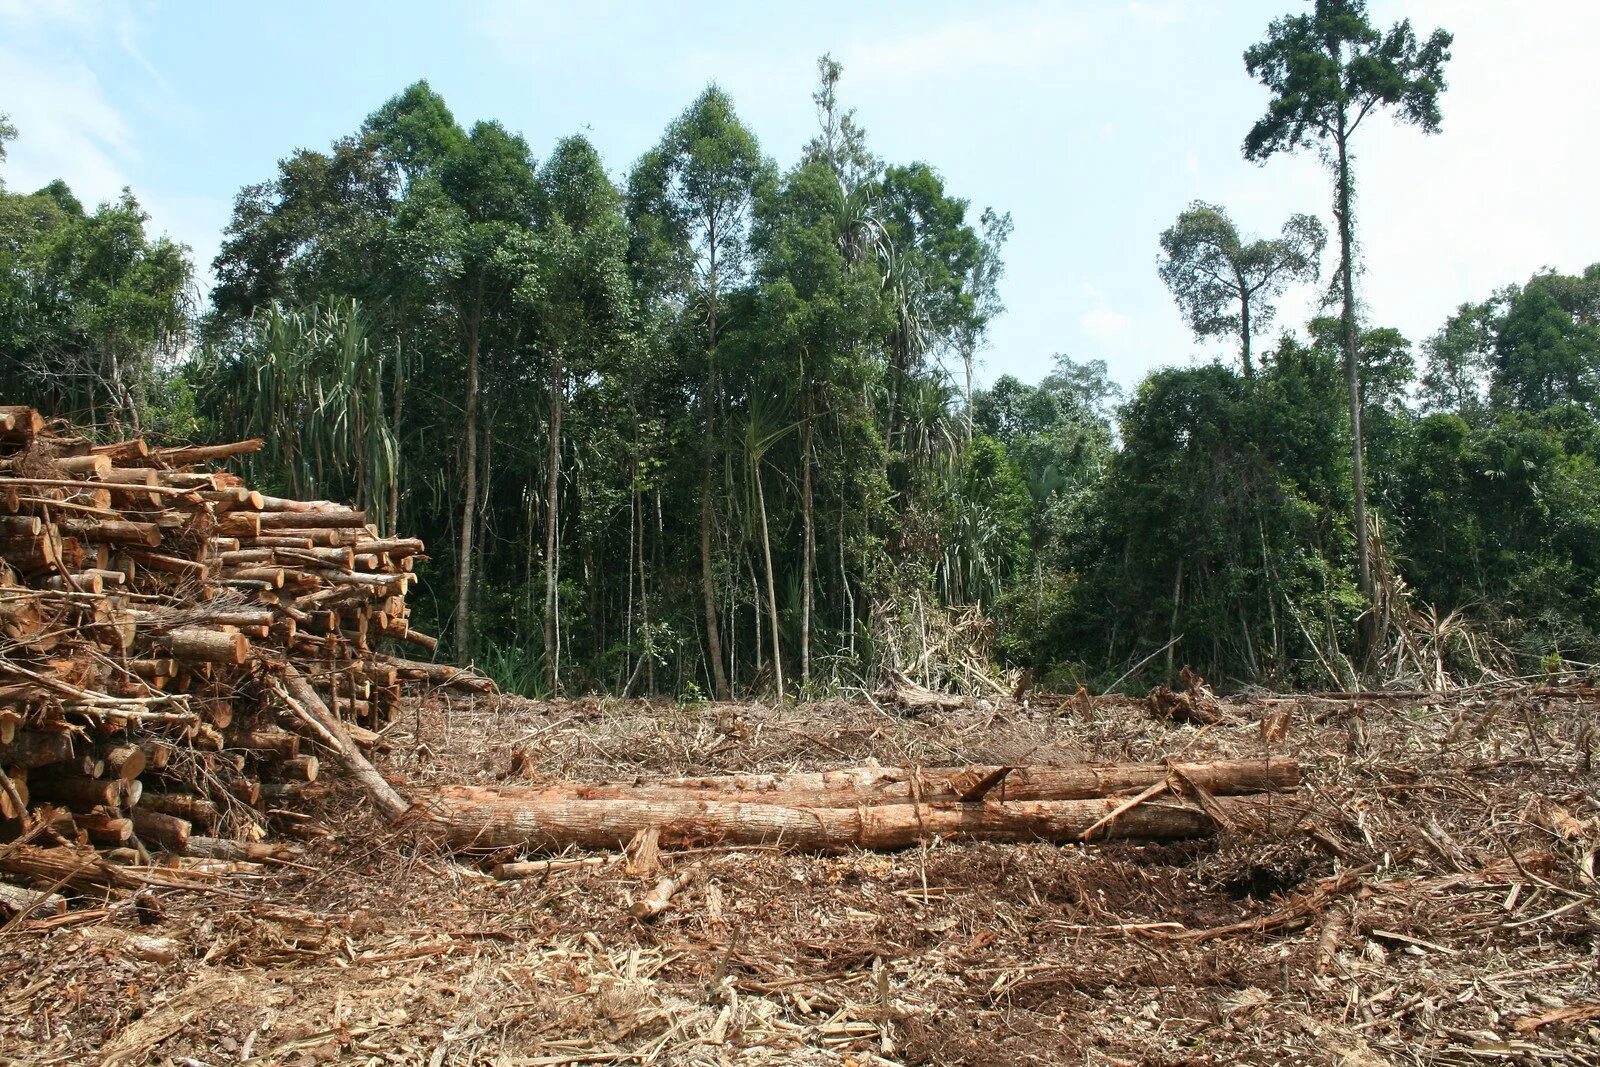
left=0, top=405, right=490, bottom=897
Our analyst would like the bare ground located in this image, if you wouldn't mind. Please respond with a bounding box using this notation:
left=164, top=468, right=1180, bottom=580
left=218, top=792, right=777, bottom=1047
left=2, top=687, right=1597, bottom=1065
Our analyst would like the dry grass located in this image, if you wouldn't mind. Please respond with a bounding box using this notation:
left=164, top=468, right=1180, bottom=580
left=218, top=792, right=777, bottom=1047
left=2, top=687, right=1597, bottom=1065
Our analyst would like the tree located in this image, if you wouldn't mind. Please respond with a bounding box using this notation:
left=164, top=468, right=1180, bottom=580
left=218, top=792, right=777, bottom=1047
left=196, top=299, right=400, bottom=523
left=0, top=113, right=16, bottom=172
left=958, top=207, right=1012, bottom=433
left=1244, top=0, right=1452, bottom=598
left=0, top=181, right=192, bottom=434
left=627, top=86, right=772, bottom=700
left=529, top=134, right=632, bottom=692
left=1157, top=201, right=1324, bottom=378
left=803, top=54, right=876, bottom=193
left=1420, top=298, right=1499, bottom=418
left=1041, top=354, right=1124, bottom=420
left=1490, top=267, right=1600, bottom=414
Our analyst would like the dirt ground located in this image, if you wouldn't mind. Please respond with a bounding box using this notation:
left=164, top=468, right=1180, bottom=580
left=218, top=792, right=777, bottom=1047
left=2, top=685, right=1597, bottom=1066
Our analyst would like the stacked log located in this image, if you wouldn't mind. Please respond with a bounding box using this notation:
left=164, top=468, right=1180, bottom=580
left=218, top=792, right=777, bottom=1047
left=0, top=405, right=489, bottom=886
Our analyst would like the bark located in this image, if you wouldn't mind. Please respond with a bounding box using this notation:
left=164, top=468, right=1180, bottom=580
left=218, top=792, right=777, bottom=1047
left=543, top=346, right=563, bottom=694
left=283, top=665, right=410, bottom=821
left=131, top=809, right=192, bottom=852
left=754, top=458, right=784, bottom=700
left=430, top=791, right=1231, bottom=854
left=800, top=384, right=814, bottom=687
left=164, top=629, right=249, bottom=665
left=455, top=281, right=484, bottom=658
left=484, top=758, right=1298, bottom=808
left=1239, top=286, right=1254, bottom=379
left=0, top=880, right=67, bottom=917
left=630, top=862, right=704, bottom=920
left=700, top=231, right=731, bottom=700
left=1335, top=124, right=1371, bottom=599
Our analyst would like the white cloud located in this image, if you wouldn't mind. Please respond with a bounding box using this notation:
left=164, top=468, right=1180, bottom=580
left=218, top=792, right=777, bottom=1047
left=1080, top=290, right=1133, bottom=346
left=0, top=47, right=132, bottom=203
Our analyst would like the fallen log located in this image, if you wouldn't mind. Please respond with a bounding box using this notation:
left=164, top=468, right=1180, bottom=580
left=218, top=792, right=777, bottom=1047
left=283, top=665, right=410, bottom=821
left=427, top=791, right=1237, bottom=854
left=543, top=758, right=1299, bottom=808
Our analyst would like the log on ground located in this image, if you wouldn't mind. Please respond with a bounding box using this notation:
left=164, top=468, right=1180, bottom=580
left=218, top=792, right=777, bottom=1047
left=425, top=791, right=1250, bottom=854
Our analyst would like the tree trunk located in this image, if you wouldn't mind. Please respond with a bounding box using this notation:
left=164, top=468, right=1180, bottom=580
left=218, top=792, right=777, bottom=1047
left=754, top=456, right=784, bottom=700
left=1166, top=560, right=1184, bottom=681
left=800, top=374, right=815, bottom=688
left=431, top=790, right=1236, bottom=854
left=388, top=341, right=404, bottom=536
left=701, top=226, right=731, bottom=700
left=962, top=340, right=975, bottom=439
left=1336, top=126, right=1371, bottom=600
left=487, top=758, right=1298, bottom=807
left=543, top=346, right=563, bottom=694
left=1239, top=287, right=1254, bottom=380
left=454, top=281, right=483, bottom=659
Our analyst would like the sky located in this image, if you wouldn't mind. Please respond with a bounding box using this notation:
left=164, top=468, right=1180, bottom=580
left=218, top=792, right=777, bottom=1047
left=2, top=0, right=1597, bottom=390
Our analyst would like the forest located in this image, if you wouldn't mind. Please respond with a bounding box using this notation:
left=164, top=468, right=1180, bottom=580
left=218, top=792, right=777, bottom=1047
left=2, top=3, right=1596, bottom=700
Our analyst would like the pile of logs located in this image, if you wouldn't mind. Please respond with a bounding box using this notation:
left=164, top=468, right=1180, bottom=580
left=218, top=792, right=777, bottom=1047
left=0, top=405, right=490, bottom=886
left=428, top=757, right=1301, bottom=858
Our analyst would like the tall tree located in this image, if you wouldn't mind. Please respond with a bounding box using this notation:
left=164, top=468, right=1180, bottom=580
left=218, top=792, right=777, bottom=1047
left=1157, top=201, right=1324, bottom=378
left=1244, top=0, right=1451, bottom=597
left=401, top=118, right=538, bottom=657
left=529, top=135, right=632, bottom=692
left=627, top=86, right=772, bottom=700
left=958, top=207, right=1012, bottom=434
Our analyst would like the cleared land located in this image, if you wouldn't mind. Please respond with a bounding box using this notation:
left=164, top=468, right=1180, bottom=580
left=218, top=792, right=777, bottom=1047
left=2, top=686, right=1597, bottom=1065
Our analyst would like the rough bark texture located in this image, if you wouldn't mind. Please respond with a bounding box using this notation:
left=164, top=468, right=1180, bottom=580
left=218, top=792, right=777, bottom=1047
left=429, top=790, right=1237, bottom=854
left=515, top=758, right=1298, bottom=807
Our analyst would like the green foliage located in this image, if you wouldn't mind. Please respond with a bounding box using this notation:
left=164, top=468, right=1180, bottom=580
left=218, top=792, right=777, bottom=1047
left=1490, top=267, right=1600, bottom=413
left=0, top=172, right=191, bottom=434
left=1243, top=1, right=1454, bottom=164
left=1393, top=405, right=1600, bottom=660
left=16, top=57, right=1600, bottom=700
left=1158, top=202, right=1324, bottom=375
left=195, top=299, right=401, bottom=524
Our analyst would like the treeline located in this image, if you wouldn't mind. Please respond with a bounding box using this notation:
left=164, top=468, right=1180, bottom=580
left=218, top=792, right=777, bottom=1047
left=4, top=4, right=1600, bottom=694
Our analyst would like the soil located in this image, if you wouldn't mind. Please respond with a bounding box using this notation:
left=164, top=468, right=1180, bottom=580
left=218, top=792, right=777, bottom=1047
left=2, top=688, right=1597, bottom=1065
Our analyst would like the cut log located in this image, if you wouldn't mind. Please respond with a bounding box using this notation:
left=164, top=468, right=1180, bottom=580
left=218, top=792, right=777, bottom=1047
left=380, top=655, right=496, bottom=693
left=58, top=519, right=163, bottom=547
left=28, top=773, right=124, bottom=808
left=185, top=836, right=291, bottom=861
left=80, top=926, right=182, bottom=963
left=0, top=879, right=67, bottom=917
left=630, top=862, right=705, bottom=920
left=137, top=792, right=219, bottom=828
left=130, top=810, right=192, bottom=852
left=259, top=509, right=367, bottom=530
left=102, top=744, right=147, bottom=781
left=75, top=813, right=134, bottom=846
left=543, top=759, right=1300, bottom=808
left=152, top=438, right=264, bottom=465
left=283, top=665, right=409, bottom=821
left=0, top=729, right=75, bottom=769
left=275, top=755, right=320, bottom=782
left=233, top=728, right=299, bottom=759
left=427, top=792, right=1231, bottom=854
left=163, top=628, right=249, bottom=665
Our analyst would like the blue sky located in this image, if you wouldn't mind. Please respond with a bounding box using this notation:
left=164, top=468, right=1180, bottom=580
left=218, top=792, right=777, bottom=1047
left=3, top=1, right=1597, bottom=390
